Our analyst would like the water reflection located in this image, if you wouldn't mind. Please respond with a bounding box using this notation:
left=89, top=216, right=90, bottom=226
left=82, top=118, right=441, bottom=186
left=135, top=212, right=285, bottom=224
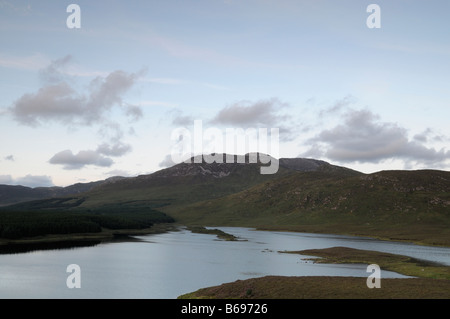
left=0, top=240, right=101, bottom=255
left=0, top=227, right=448, bottom=299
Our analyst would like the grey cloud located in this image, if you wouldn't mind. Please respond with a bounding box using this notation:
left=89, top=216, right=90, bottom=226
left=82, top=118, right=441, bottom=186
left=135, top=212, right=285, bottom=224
left=173, top=114, right=194, bottom=126
left=169, top=109, right=195, bottom=126
left=97, top=121, right=125, bottom=142
left=10, top=58, right=144, bottom=127
left=413, top=130, right=429, bottom=143
left=168, top=97, right=304, bottom=143
left=4, top=155, right=14, bottom=161
left=0, top=175, right=13, bottom=184
left=125, top=104, right=144, bottom=121
left=49, top=141, right=132, bottom=170
left=105, top=169, right=132, bottom=177
left=159, top=154, right=177, bottom=168
left=304, top=109, right=450, bottom=166
left=209, top=97, right=298, bottom=142
left=49, top=149, right=114, bottom=170
left=86, top=70, right=141, bottom=123
left=96, top=142, right=132, bottom=157
left=39, top=55, right=72, bottom=84
left=319, top=95, right=356, bottom=117
left=413, top=128, right=447, bottom=144
left=11, top=82, right=84, bottom=126
left=0, top=174, right=54, bottom=187
left=14, top=175, right=54, bottom=188
left=210, top=98, right=288, bottom=127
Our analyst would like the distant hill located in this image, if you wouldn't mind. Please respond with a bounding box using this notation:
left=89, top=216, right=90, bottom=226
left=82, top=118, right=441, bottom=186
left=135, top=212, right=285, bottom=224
left=1, top=154, right=449, bottom=245
left=0, top=176, right=127, bottom=207
left=1, top=154, right=347, bottom=211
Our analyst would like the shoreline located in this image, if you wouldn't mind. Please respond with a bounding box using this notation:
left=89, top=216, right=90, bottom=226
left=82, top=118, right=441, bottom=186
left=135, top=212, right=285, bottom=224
left=187, top=223, right=450, bottom=248
left=179, top=246, right=450, bottom=299
left=0, top=223, right=178, bottom=254
left=252, top=225, right=450, bottom=248
left=178, top=275, right=450, bottom=299
left=1, top=223, right=449, bottom=254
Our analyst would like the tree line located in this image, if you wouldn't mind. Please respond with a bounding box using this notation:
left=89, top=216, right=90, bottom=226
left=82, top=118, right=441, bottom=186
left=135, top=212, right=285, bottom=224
left=0, top=210, right=174, bottom=239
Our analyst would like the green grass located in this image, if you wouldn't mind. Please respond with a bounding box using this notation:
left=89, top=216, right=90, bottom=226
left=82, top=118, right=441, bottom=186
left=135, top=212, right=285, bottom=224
left=169, top=170, right=450, bottom=246
left=2, top=166, right=450, bottom=247
left=282, top=246, right=450, bottom=280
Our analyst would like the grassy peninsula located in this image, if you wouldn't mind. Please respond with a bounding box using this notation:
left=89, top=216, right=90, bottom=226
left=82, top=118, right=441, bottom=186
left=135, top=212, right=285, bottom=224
left=179, top=246, right=450, bottom=299
left=283, top=246, right=450, bottom=280
left=186, top=226, right=240, bottom=241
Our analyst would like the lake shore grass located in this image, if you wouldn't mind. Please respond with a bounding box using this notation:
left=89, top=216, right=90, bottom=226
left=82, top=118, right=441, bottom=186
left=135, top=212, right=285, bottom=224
left=253, top=223, right=450, bottom=247
left=179, top=246, right=450, bottom=299
left=281, top=246, right=450, bottom=280
left=178, top=275, right=450, bottom=299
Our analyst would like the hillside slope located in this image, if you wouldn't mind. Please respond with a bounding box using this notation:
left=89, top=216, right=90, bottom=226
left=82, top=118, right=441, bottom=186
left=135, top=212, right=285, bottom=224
left=2, top=155, right=449, bottom=245
left=5, top=154, right=349, bottom=213
left=0, top=177, right=127, bottom=207
left=171, top=169, right=450, bottom=245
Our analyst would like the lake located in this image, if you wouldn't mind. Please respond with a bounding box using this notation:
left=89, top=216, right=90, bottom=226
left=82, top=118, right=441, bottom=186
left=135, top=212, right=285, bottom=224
left=0, top=227, right=449, bottom=299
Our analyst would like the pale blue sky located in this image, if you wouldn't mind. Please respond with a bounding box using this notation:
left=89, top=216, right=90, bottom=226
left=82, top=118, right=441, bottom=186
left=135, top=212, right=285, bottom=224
left=1, top=0, right=449, bottom=187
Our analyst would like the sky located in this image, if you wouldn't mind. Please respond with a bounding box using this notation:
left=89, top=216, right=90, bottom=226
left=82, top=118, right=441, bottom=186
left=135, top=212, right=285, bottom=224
left=1, top=0, right=450, bottom=187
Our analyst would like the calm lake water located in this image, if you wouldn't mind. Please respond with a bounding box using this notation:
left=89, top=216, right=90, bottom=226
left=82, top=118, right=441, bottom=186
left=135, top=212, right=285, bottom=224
left=0, top=227, right=449, bottom=299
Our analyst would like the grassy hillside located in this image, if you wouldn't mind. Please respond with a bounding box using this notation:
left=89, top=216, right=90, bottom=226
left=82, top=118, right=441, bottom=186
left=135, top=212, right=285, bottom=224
left=169, top=169, right=450, bottom=246
left=79, top=160, right=294, bottom=209
left=1, top=157, right=449, bottom=246
left=0, top=157, right=295, bottom=241
left=3, top=158, right=296, bottom=217
left=0, top=178, right=124, bottom=207
left=283, top=246, right=450, bottom=280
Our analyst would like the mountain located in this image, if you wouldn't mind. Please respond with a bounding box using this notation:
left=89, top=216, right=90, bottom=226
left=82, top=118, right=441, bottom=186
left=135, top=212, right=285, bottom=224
left=1, top=154, right=449, bottom=245
left=1, top=154, right=349, bottom=211
left=0, top=176, right=127, bottom=207
left=59, top=154, right=347, bottom=211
